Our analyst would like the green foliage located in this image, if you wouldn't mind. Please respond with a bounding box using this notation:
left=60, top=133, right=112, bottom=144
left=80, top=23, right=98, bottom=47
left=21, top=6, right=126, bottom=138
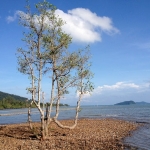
left=0, top=91, right=27, bottom=101
left=54, top=103, right=69, bottom=106
left=0, top=96, right=36, bottom=110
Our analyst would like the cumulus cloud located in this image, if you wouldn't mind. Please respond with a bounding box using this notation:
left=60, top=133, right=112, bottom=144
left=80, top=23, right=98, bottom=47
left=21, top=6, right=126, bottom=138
left=99, top=81, right=139, bottom=91
left=55, top=8, right=119, bottom=43
left=76, top=81, right=149, bottom=100
left=94, top=82, right=141, bottom=95
left=7, top=8, right=119, bottom=43
left=74, top=81, right=144, bottom=102
left=77, top=81, right=150, bottom=105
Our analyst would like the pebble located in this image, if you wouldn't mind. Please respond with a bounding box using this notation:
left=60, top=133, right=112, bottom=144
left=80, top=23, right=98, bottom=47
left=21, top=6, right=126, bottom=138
left=0, top=118, right=139, bottom=150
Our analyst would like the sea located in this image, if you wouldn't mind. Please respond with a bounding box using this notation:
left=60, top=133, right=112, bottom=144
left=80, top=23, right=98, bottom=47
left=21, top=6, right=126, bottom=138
left=0, top=105, right=150, bottom=150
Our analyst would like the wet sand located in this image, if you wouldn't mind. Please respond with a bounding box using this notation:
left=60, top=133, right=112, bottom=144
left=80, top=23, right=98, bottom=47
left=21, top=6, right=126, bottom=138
left=0, top=119, right=139, bottom=150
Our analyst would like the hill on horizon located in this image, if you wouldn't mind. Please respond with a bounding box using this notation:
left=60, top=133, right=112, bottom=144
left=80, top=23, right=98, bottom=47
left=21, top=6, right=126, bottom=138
left=115, top=100, right=150, bottom=105
left=115, top=100, right=135, bottom=105
left=0, top=91, right=27, bottom=101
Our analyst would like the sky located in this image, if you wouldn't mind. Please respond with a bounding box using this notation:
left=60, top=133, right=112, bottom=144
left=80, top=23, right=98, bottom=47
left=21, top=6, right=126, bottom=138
left=1, top=0, right=150, bottom=105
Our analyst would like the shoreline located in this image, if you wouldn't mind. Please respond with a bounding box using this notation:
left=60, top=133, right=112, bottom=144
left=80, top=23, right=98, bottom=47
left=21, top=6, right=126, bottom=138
left=0, top=118, right=140, bottom=149
left=123, top=122, right=150, bottom=149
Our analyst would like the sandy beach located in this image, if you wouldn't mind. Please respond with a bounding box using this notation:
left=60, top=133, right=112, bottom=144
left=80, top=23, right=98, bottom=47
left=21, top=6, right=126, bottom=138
left=0, top=119, right=139, bottom=150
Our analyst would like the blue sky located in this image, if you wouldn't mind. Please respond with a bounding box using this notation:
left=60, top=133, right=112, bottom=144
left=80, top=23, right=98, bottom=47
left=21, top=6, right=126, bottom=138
left=1, top=0, right=150, bottom=105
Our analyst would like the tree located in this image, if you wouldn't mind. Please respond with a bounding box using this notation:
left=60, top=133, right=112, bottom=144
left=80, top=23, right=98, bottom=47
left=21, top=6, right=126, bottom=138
left=17, top=0, right=93, bottom=140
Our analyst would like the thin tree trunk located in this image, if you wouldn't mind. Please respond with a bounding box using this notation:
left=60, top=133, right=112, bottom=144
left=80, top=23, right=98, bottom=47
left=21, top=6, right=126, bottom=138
left=53, top=74, right=83, bottom=129
left=54, top=73, right=60, bottom=119
left=48, top=70, right=55, bottom=119
left=28, top=101, right=33, bottom=130
left=41, top=112, right=45, bottom=140
left=44, top=59, right=56, bottom=137
left=44, top=103, right=49, bottom=136
left=53, top=93, right=82, bottom=129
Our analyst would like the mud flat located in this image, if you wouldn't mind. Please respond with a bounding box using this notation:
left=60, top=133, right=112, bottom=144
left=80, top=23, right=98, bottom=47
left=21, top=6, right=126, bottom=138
left=0, top=118, right=139, bottom=150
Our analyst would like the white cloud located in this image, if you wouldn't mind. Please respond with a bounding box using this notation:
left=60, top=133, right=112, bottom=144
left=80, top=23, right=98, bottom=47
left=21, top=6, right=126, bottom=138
left=66, top=81, right=146, bottom=104
left=94, top=82, right=141, bottom=95
left=77, top=81, right=150, bottom=105
left=6, top=11, right=22, bottom=23
left=6, top=13, right=17, bottom=23
left=51, top=81, right=150, bottom=105
left=56, top=8, right=119, bottom=43
left=6, top=16, right=16, bottom=23
left=91, top=81, right=150, bottom=102
left=101, top=82, right=139, bottom=90
left=7, top=8, right=119, bottom=43
left=81, top=81, right=149, bottom=100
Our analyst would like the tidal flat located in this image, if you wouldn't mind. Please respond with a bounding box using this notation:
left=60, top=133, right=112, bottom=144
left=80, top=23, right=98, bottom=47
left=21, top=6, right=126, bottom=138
left=0, top=119, right=139, bottom=150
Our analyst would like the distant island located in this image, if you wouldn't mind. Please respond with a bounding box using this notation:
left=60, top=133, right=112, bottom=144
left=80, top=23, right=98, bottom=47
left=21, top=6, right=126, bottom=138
left=115, top=100, right=150, bottom=105
left=0, top=91, right=69, bottom=110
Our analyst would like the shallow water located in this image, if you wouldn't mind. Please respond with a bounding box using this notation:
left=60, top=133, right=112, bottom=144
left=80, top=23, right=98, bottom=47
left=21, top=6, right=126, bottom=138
left=0, top=105, right=150, bottom=149
left=124, top=124, right=150, bottom=150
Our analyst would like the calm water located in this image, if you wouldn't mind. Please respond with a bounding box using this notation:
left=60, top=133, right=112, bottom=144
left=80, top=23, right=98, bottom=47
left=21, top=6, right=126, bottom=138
left=0, top=105, right=150, bottom=149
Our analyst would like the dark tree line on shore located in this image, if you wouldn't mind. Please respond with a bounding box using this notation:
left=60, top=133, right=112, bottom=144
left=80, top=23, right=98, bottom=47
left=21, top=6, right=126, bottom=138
left=0, top=91, right=30, bottom=109
left=0, top=96, right=69, bottom=110
left=0, top=91, right=69, bottom=109
left=0, top=96, right=34, bottom=109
